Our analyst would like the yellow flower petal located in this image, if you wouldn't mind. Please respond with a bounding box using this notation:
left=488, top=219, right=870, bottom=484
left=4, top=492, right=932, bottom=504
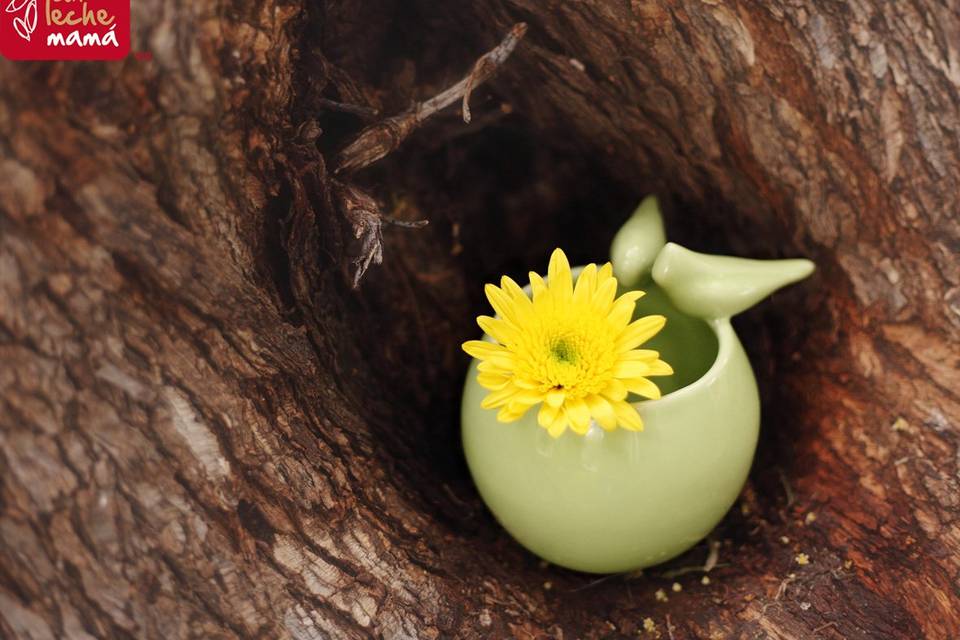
left=603, top=378, right=628, bottom=401
left=500, top=275, right=527, bottom=301
left=497, top=405, right=526, bottom=422
left=483, top=353, right=514, bottom=370
left=477, top=316, right=517, bottom=345
left=646, top=359, right=674, bottom=376
left=511, top=389, right=547, bottom=406
left=545, top=388, right=566, bottom=407
left=617, top=315, right=666, bottom=350
left=476, top=372, right=510, bottom=390
left=606, top=291, right=643, bottom=329
left=597, top=262, right=613, bottom=281
left=538, top=403, right=560, bottom=428
left=625, top=377, right=662, bottom=400
left=618, top=349, right=661, bottom=361
left=585, top=394, right=617, bottom=430
left=511, top=377, right=540, bottom=390
left=507, top=399, right=537, bottom=414
left=565, top=397, right=592, bottom=434
left=547, top=248, right=573, bottom=301
left=500, top=276, right=535, bottom=324
left=612, top=401, right=645, bottom=431
left=612, top=360, right=654, bottom=378
left=463, top=340, right=508, bottom=360
left=529, top=271, right=548, bottom=301
left=477, top=360, right=510, bottom=375
left=573, top=263, right=597, bottom=306
left=480, top=386, right=517, bottom=409
left=590, top=276, right=618, bottom=312
left=547, top=413, right=568, bottom=438
left=484, top=283, right=526, bottom=327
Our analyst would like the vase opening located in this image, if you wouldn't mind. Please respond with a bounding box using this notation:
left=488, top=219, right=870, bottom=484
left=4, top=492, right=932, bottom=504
left=627, top=281, right=719, bottom=398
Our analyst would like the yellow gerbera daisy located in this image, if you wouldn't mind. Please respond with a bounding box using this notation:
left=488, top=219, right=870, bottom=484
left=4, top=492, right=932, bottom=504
left=463, top=248, right=673, bottom=438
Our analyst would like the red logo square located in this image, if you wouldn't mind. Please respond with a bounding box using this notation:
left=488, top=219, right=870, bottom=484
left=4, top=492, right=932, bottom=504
left=0, top=0, right=130, bottom=60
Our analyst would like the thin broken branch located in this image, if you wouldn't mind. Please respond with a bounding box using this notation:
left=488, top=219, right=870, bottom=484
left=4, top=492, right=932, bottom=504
left=333, top=22, right=526, bottom=287
left=813, top=621, right=838, bottom=635
left=336, top=22, right=527, bottom=173
left=666, top=614, right=676, bottom=640
left=335, top=182, right=429, bottom=288
left=704, top=539, right=721, bottom=572
left=778, top=467, right=796, bottom=508
left=774, top=572, right=798, bottom=601
left=658, top=563, right=730, bottom=580
left=318, top=98, right=380, bottom=120
left=657, top=539, right=724, bottom=579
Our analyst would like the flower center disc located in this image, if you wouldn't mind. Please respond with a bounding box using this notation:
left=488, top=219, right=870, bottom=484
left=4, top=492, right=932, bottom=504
left=549, top=337, right=578, bottom=365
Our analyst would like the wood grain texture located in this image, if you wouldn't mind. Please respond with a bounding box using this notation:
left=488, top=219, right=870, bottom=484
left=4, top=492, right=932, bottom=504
left=1, top=0, right=957, bottom=638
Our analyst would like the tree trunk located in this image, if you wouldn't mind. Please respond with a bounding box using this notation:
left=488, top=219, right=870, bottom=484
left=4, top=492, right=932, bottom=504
left=1, top=1, right=958, bottom=638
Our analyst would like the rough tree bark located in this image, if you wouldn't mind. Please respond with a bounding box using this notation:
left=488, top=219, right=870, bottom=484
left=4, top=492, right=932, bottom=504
left=1, top=1, right=958, bottom=638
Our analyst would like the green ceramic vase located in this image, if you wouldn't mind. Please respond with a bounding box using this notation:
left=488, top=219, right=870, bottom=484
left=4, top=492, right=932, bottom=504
left=461, top=197, right=814, bottom=574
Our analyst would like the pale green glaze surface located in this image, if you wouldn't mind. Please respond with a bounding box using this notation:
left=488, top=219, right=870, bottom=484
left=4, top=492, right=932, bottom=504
left=462, top=198, right=814, bottom=573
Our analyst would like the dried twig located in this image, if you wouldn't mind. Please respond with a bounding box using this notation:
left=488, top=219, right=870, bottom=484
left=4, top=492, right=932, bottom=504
left=658, top=539, right=724, bottom=579
left=659, top=563, right=729, bottom=579
left=569, top=574, right=618, bottom=592
left=336, top=22, right=528, bottom=174
left=318, top=98, right=380, bottom=120
left=336, top=183, right=428, bottom=288
left=813, top=621, right=838, bottom=635
left=704, top=539, right=721, bottom=572
left=777, top=467, right=796, bottom=508
left=774, top=573, right=797, bottom=601
left=333, top=23, right=526, bottom=286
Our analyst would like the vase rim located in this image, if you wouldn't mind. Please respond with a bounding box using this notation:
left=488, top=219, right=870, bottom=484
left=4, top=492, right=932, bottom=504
left=631, top=316, right=731, bottom=411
